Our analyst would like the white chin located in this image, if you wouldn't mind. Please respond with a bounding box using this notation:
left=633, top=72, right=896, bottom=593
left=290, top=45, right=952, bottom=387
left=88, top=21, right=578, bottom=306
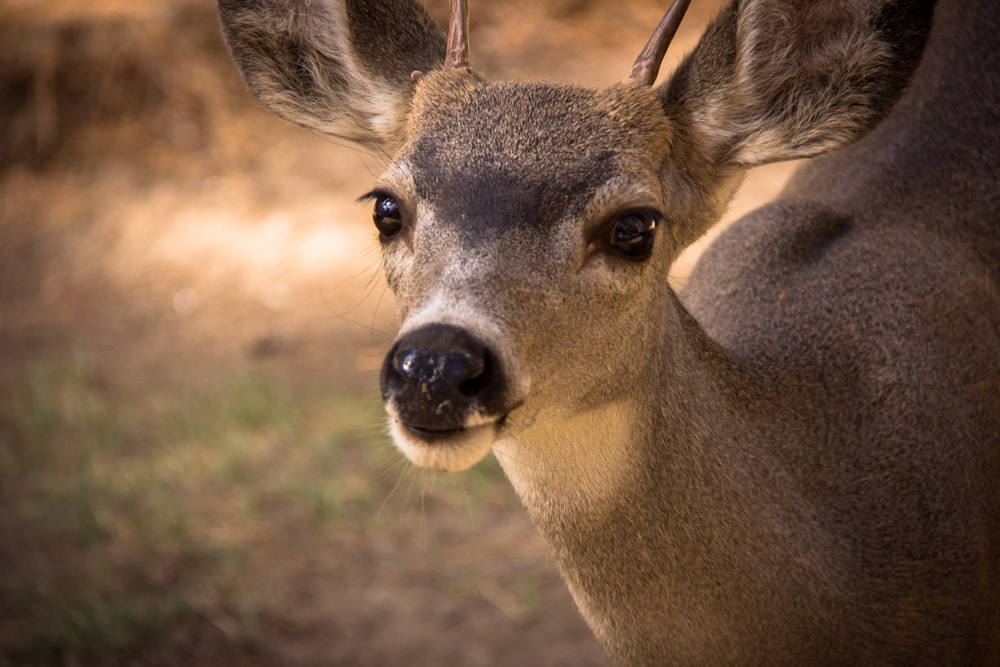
left=388, top=419, right=497, bottom=471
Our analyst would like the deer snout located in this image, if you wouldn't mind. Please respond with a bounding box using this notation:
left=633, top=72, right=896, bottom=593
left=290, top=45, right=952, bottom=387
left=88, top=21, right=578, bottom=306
left=381, top=324, right=506, bottom=439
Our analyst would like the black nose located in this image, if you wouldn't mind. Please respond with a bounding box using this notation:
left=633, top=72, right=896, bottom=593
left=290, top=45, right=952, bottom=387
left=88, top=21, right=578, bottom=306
left=381, top=324, right=504, bottom=436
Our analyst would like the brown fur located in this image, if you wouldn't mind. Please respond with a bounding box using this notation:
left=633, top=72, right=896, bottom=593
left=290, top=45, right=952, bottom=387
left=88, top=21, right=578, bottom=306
left=218, top=0, right=999, bottom=664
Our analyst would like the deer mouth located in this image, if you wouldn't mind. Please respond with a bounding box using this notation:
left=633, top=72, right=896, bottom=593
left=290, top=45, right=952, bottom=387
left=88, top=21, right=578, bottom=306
left=388, top=412, right=502, bottom=471
left=404, top=424, right=466, bottom=441
left=401, top=410, right=512, bottom=442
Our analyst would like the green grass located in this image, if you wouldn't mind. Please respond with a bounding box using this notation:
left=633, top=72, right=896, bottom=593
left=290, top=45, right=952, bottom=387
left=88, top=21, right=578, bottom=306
left=0, top=350, right=512, bottom=664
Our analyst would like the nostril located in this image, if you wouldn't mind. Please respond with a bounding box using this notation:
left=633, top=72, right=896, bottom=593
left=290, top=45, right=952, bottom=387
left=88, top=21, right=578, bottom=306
left=458, top=348, right=494, bottom=399
left=445, top=351, right=484, bottom=383
left=393, top=348, right=433, bottom=382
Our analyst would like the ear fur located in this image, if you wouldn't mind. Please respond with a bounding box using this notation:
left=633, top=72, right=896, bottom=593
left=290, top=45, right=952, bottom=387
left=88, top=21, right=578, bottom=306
left=660, top=0, right=935, bottom=170
left=217, top=0, right=445, bottom=157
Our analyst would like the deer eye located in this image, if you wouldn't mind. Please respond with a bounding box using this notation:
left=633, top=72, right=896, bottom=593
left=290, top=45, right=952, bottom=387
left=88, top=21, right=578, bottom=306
left=372, top=194, right=403, bottom=240
left=609, top=211, right=658, bottom=260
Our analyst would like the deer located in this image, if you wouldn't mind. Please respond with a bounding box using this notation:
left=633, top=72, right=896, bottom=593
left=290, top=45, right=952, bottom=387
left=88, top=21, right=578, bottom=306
left=217, top=0, right=1000, bottom=663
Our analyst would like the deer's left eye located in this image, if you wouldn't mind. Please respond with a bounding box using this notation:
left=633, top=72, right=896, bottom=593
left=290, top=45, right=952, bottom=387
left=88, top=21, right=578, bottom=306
left=609, top=211, right=659, bottom=260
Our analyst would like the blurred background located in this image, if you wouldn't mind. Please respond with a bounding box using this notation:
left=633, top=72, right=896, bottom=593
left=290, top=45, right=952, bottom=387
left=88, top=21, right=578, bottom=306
left=0, top=0, right=796, bottom=664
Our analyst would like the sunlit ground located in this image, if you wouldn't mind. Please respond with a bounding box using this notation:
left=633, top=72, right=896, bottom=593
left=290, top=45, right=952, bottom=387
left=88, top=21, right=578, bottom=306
left=0, top=0, right=796, bottom=664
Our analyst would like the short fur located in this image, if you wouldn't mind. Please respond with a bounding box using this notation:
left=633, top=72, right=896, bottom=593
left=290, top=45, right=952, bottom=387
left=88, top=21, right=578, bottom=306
left=217, top=0, right=999, bottom=664
left=217, top=0, right=444, bottom=155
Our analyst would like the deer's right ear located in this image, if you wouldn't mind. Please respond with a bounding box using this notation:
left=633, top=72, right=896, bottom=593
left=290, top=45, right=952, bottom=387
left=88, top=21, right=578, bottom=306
left=217, top=0, right=445, bottom=157
left=659, top=0, right=934, bottom=171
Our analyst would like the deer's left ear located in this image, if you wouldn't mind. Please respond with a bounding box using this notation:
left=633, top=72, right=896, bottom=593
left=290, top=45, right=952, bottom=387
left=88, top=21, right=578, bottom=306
left=218, top=0, right=446, bottom=157
left=659, top=0, right=934, bottom=170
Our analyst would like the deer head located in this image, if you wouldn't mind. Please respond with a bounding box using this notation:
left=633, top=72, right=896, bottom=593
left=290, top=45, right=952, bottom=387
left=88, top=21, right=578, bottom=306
left=217, top=0, right=931, bottom=472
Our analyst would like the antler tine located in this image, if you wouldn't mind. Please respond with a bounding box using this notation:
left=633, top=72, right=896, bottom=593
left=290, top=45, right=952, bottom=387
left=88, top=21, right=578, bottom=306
left=444, top=0, right=471, bottom=70
left=629, top=0, right=692, bottom=86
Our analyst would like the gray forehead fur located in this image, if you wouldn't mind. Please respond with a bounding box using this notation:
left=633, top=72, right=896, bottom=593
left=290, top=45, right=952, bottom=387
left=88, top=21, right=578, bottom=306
left=401, top=74, right=673, bottom=236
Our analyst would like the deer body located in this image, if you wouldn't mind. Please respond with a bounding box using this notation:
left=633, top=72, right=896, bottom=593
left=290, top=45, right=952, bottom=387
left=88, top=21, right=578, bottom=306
left=218, top=0, right=1000, bottom=663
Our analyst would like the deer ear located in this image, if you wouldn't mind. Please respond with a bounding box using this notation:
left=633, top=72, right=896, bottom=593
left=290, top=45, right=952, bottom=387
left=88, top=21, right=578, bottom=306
left=218, top=0, right=445, bottom=157
left=659, top=0, right=933, bottom=169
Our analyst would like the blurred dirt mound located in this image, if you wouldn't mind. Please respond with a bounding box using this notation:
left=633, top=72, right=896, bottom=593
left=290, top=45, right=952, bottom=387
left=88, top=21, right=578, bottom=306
left=0, top=0, right=251, bottom=169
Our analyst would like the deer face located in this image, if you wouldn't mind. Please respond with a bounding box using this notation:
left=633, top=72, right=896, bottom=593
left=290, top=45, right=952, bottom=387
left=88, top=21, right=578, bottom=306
left=372, top=73, right=681, bottom=470
left=218, top=0, right=929, bottom=471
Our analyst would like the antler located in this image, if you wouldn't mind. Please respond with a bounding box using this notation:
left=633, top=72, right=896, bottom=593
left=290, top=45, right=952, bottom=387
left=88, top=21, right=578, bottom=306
left=629, top=0, right=691, bottom=86
left=444, top=0, right=471, bottom=70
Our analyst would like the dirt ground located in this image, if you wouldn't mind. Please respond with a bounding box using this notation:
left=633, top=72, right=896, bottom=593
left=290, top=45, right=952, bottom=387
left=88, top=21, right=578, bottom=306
left=0, top=1, right=797, bottom=665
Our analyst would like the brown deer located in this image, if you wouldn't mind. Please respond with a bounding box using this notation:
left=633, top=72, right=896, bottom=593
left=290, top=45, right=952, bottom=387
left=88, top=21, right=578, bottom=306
left=217, top=0, right=1000, bottom=663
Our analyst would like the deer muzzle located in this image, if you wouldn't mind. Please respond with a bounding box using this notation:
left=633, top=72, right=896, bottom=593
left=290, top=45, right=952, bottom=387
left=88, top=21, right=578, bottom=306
left=381, top=323, right=507, bottom=442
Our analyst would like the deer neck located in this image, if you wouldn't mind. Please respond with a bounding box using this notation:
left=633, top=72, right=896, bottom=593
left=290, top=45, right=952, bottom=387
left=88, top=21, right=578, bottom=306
left=493, top=293, right=833, bottom=661
left=493, top=289, right=748, bottom=524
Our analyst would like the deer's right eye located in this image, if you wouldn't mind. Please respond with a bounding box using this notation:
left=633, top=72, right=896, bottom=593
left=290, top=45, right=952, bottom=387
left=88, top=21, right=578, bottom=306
left=373, top=194, right=403, bottom=240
